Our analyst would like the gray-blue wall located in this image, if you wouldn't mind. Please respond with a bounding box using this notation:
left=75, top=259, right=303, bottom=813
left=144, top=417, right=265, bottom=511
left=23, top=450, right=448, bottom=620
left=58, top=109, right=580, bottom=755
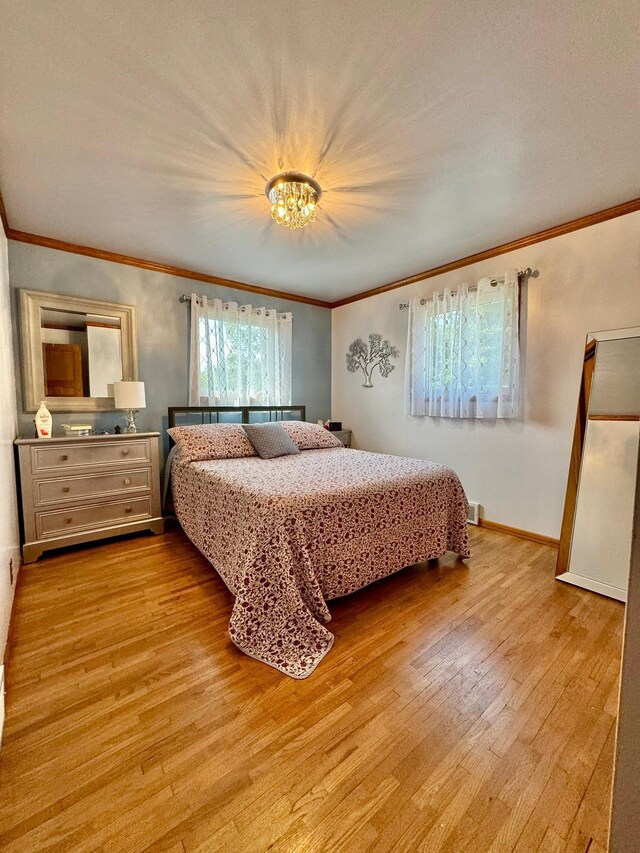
left=9, top=241, right=331, bottom=459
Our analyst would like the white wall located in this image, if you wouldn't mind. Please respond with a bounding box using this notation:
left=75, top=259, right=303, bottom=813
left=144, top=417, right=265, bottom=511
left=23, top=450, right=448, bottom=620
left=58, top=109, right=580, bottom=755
left=0, top=226, right=21, bottom=732
left=332, top=211, right=640, bottom=539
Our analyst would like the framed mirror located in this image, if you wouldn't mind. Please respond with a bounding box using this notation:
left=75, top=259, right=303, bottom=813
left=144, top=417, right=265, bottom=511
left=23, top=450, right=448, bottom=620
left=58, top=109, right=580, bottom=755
left=19, top=289, right=138, bottom=413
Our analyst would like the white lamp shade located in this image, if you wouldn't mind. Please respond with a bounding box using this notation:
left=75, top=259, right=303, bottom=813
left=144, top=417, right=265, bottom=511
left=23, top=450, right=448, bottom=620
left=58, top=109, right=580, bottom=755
left=113, top=380, right=146, bottom=410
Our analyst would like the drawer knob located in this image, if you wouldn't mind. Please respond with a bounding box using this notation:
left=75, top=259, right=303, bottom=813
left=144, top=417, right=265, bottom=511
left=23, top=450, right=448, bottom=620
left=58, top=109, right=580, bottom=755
left=64, top=517, right=72, bottom=524
left=125, top=506, right=132, bottom=514
left=122, top=449, right=130, bottom=456
left=123, top=478, right=131, bottom=486
left=62, top=486, right=70, bottom=493
left=61, top=454, right=68, bottom=461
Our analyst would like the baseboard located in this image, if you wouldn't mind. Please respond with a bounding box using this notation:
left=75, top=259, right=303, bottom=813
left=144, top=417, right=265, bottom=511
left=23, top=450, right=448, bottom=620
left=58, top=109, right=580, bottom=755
left=0, top=664, right=5, bottom=745
left=476, top=518, right=560, bottom=548
left=3, top=548, right=23, bottom=672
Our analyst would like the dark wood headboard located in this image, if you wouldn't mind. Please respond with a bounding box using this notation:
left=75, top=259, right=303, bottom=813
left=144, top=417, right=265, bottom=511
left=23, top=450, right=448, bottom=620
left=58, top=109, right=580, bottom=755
left=168, top=405, right=307, bottom=432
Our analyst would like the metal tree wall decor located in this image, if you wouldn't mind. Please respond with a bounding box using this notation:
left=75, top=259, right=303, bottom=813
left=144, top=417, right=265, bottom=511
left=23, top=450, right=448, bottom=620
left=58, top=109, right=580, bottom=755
left=346, top=333, right=399, bottom=388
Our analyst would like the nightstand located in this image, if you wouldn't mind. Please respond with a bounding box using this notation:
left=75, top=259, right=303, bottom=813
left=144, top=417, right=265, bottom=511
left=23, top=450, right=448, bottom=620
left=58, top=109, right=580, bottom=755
left=332, top=429, right=352, bottom=447
left=15, top=432, right=164, bottom=563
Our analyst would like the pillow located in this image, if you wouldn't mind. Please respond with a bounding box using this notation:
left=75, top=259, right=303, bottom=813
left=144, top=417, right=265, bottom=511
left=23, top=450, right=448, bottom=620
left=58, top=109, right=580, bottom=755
left=242, top=423, right=300, bottom=459
left=280, top=421, right=343, bottom=450
left=167, top=423, right=257, bottom=462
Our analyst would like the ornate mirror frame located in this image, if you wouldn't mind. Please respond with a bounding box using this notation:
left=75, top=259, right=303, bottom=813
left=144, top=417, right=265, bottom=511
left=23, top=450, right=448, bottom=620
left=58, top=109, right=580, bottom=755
left=19, top=288, right=138, bottom=413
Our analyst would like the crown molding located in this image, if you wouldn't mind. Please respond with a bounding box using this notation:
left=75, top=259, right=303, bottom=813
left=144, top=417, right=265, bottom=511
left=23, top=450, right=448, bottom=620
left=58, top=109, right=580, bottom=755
left=330, top=196, right=640, bottom=308
left=6, top=228, right=333, bottom=309
left=2, top=192, right=640, bottom=309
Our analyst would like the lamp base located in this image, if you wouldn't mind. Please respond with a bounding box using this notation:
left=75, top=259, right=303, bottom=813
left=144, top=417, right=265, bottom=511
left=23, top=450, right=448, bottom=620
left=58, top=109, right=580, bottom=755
left=123, top=409, right=138, bottom=434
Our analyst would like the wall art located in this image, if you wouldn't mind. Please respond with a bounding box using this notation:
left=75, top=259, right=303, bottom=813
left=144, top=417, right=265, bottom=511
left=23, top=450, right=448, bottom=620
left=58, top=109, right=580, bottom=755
left=346, top=333, right=399, bottom=388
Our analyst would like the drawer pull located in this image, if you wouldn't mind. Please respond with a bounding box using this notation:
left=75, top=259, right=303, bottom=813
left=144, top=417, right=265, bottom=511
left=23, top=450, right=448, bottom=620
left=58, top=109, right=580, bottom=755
left=62, top=486, right=70, bottom=493
left=64, top=517, right=72, bottom=524
left=122, top=449, right=130, bottom=456
left=123, top=478, right=131, bottom=486
left=61, top=454, right=68, bottom=461
left=124, top=506, right=132, bottom=514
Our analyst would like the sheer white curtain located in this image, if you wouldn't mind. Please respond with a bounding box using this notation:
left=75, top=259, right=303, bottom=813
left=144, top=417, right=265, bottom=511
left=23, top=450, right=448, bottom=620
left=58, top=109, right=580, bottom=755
left=189, top=295, right=292, bottom=406
left=405, top=270, right=520, bottom=419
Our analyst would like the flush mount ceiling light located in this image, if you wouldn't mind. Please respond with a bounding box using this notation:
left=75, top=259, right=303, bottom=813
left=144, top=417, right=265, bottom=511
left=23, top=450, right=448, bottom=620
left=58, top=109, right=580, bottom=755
left=265, top=171, right=322, bottom=229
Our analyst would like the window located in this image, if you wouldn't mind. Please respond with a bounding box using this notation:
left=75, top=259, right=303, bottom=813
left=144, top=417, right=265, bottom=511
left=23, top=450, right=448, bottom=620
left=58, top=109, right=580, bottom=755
left=405, top=271, right=520, bottom=419
left=189, top=296, right=292, bottom=406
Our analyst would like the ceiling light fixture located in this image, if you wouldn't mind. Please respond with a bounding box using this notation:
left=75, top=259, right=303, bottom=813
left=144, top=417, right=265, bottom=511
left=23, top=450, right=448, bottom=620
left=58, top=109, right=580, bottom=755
left=265, top=171, right=322, bottom=230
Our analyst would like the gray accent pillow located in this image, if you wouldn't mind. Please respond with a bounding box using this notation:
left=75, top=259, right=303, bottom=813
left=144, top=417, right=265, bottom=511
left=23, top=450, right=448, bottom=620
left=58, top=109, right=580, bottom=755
left=242, top=422, right=301, bottom=459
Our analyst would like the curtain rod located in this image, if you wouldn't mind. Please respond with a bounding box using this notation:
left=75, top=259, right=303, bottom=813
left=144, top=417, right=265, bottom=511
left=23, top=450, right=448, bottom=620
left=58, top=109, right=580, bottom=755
left=397, top=267, right=533, bottom=310
left=178, top=294, right=274, bottom=309
left=179, top=294, right=257, bottom=309
left=178, top=294, right=288, bottom=317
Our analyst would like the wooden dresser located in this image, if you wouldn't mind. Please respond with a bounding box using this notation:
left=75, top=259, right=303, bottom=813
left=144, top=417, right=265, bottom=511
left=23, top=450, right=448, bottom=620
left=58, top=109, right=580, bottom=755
left=15, top=432, right=164, bottom=563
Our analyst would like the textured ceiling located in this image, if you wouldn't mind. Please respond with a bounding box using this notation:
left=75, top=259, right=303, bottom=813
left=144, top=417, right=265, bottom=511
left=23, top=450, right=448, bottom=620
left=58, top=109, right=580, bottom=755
left=0, top=0, right=639, bottom=301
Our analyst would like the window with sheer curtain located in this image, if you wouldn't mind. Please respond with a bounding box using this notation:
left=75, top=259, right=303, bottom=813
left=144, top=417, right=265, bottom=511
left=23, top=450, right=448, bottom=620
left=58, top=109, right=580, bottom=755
left=189, top=295, right=292, bottom=406
left=405, top=270, right=520, bottom=419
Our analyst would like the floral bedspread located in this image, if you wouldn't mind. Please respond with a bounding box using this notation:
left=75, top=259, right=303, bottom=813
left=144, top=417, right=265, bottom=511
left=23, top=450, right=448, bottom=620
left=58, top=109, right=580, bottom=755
left=171, top=447, right=470, bottom=678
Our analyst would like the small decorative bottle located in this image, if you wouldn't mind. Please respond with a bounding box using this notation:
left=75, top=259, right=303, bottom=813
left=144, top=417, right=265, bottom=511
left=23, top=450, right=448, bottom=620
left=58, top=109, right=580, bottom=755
left=35, top=401, right=53, bottom=439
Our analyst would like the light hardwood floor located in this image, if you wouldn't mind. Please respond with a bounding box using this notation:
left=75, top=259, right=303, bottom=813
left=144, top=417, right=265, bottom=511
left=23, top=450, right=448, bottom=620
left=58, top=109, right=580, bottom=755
left=0, top=526, right=623, bottom=852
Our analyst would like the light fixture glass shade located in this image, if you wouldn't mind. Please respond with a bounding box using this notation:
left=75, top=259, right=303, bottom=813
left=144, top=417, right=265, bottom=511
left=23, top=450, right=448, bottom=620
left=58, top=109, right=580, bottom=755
left=113, top=380, right=146, bottom=410
left=265, top=171, right=322, bottom=230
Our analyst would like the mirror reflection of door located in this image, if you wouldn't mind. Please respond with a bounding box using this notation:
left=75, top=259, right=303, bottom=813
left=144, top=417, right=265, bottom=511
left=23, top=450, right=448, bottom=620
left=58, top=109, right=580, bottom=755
left=557, top=329, right=640, bottom=601
left=42, top=342, right=84, bottom=396
left=39, top=308, right=122, bottom=398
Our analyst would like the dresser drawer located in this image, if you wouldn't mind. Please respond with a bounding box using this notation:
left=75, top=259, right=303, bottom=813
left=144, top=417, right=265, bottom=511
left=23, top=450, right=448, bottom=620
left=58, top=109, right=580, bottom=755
left=34, top=469, right=152, bottom=507
left=36, top=496, right=153, bottom=539
left=31, top=439, right=151, bottom=474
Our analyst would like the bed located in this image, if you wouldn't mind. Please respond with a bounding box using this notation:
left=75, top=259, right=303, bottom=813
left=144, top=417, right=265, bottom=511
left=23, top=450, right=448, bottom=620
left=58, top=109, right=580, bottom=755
left=167, top=406, right=470, bottom=678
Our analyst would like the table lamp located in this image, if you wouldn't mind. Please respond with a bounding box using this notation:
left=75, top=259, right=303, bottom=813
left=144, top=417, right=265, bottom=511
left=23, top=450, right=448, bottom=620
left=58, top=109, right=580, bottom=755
left=113, top=381, right=146, bottom=434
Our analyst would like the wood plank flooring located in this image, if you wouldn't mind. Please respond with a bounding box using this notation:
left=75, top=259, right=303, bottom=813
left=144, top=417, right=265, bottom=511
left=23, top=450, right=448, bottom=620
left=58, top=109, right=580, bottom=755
left=0, top=526, right=623, bottom=852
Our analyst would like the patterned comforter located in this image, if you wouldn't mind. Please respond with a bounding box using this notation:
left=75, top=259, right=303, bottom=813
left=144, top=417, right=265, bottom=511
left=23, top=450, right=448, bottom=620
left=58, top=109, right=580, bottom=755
left=171, top=447, right=469, bottom=678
